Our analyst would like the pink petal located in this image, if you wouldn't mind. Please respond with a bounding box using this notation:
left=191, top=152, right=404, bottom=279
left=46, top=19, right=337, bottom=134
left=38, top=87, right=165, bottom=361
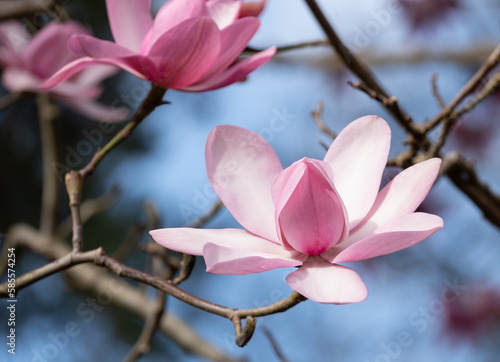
left=286, top=257, right=368, bottom=304
left=145, top=0, right=207, bottom=53
left=195, top=17, right=260, bottom=83
left=24, top=21, right=90, bottom=78
left=324, top=116, right=391, bottom=230
left=205, top=125, right=283, bottom=242
left=273, top=159, right=348, bottom=255
left=61, top=98, right=129, bottom=123
left=69, top=34, right=137, bottom=59
left=2, top=68, right=41, bottom=93
left=150, top=227, right=284, bottom=257
left=144, top=17, right=221, bottom=89
left=326, top=213, right=443, bottom=263
left=3, top=67, right=101, bottom=99
left=350, top=158, right=442, bottom=240
left=0, top=21, right=28, bottom=65
left=203, top=241, right=306, bottom=275
left=73, top=65, right=119, bottom=86
left=183, top=46, right=275, bottom=92
left=40, top=56, right=146, bottom=89
left=239, top=0, right=267, bottom=18
left=106, top=0, right=153, bottom=52
left=206, top=0, right=241, bottom=28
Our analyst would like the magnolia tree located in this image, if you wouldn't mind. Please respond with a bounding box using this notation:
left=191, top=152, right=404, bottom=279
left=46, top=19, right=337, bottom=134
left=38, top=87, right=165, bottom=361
left=0, top=0, right=499, bottom=361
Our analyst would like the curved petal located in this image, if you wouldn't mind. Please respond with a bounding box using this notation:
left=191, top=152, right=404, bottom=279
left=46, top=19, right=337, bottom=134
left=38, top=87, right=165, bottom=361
left=324, top=116, right=391, bottom=230
left=203, top=241, right=306, bottom=275
left=183, top=46, right=275, bottom=92
left=286, top=257, right=368, bottom=304
left=144, top=17, right=221, bottom=89
left=206, top=125, right=283, bottom=242
left=40, top=56, right=146, bottom=89
left=350, top=158, right=442, bottom=240
left=61, top=98, right=129, bottom=123
left=2, top=67, right=101, bottom=99
left=0, top=21, right=29, bottom=65
left=145, top=0, right=207, bottom=53
left=239, top=0, right=267, bottom=18
left=106, top=0, right=153, bottom=52
left=323, top=213, right=443, bottom=263
left=24, top=21, right=90, bottom=78
left=69, top=34, right=138, bottom=59
left=196, top=17, right=260, bottom=83
left=273, top=159, right=347, bottom=255
left=151, top=227, right=276, bottom=256
left=2, top=67, right=41, bottom=92
left=73, top=64, right=118, bottom=86
left=206, top=0, right=241, bottom=28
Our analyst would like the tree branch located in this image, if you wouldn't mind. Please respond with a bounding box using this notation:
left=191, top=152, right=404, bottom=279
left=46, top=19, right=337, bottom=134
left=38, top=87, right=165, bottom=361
left=79, top=83, right=167, bottom=179
left=1, top=223, right=239, bottom=362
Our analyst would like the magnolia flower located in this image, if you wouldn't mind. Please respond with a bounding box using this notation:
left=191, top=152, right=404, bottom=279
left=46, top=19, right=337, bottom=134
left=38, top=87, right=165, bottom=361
left=0, top=21, right=127, bottom=122
left=150, top=116, right=444, bottom=304
left=41, top=0, right=275, bottom=92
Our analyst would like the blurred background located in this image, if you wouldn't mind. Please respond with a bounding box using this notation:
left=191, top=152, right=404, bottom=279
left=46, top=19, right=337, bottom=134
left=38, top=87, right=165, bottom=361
left=1, top=0, right=500, bottom=361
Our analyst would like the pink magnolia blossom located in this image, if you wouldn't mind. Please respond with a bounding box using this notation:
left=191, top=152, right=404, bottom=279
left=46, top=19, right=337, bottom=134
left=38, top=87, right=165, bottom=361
left=0, top=21, right=127, bottom=122
left=41, top=0, right=276, bottom=92
left=150, top=116, right=443, bottom=304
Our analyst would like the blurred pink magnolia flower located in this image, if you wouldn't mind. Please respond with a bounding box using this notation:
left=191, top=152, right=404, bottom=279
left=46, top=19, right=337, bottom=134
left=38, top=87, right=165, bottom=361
left=42, top=0, right=275, bottom=92
left=0, top=21, right=127, bottom=122
left=150, top=116, right=443, bottom=304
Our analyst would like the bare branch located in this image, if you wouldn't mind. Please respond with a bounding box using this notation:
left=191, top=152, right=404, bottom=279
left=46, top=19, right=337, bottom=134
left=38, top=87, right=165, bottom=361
left=37, top=94, right=60, bottom=235
left=262, top=326, right=291, bottom=362
left=311, top=101, right=336, bottom=141
left=424, top=43, right=500, bottom=132
left=2, top=223, right=240, bottom=362
left=79, top=84, right=167, bottom=179
left=431, top=73, right=446, bottom=109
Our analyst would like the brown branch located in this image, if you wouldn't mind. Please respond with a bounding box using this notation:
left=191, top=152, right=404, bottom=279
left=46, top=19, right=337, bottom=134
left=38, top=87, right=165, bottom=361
left=246, top=39, right=330, bottom=54
left=262, top=326, right=291, bottom=362
left=123, top=288, right=166, bottom=362
left=0, top=0, right=54, bottom=21
left=187, top=200, right=224, bottom=229
left=2, top=223, right=239, bottom=362
left=311, top=101, right=336, bottom=140
left=55, top=186, right=121, bottom=237
left=444, top=154, right=500, bottom=229
left=424, top=43, right=500, bottom=132
left=65, top=171, right=84, bottom=252
left=428, top=71, right=500, bottom=157
left=431, top=73, right=446, bottom=109
left=0, top=225, right=307, bottom=346
left=79, top=84, right=167, bottom=179
left=37, top=93, right=60, bottom=235
left=303, top=0, right=423, bottom=138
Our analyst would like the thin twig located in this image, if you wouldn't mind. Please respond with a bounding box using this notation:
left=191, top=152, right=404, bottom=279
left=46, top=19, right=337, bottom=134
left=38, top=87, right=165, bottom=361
left=55, top=186, right=121, bottom=237
left=311, top=101, right=336, bottom=141
left=123, top=288, right=166, bottom=362
left=246, top=39, right=330, bottom=54
left=262, top=326, right=291, bottom=362
left=79, top=84, right=167, bottom=179
left=37, top=94, right=60, bottom=235
left=431, top=73, right=446, bottom=108
left=187, top=200, right=224, bottom=228
left=424, top=43, right=500, bottom=132
left=0, top=243, right=307, bottom=345
left=2, top=223, right=238, bottom=362
left=428, top=71, right=500, bottom=156
left=303, top=0, right=422, bottom=138
left=65, top=171, right=84, bottom=252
